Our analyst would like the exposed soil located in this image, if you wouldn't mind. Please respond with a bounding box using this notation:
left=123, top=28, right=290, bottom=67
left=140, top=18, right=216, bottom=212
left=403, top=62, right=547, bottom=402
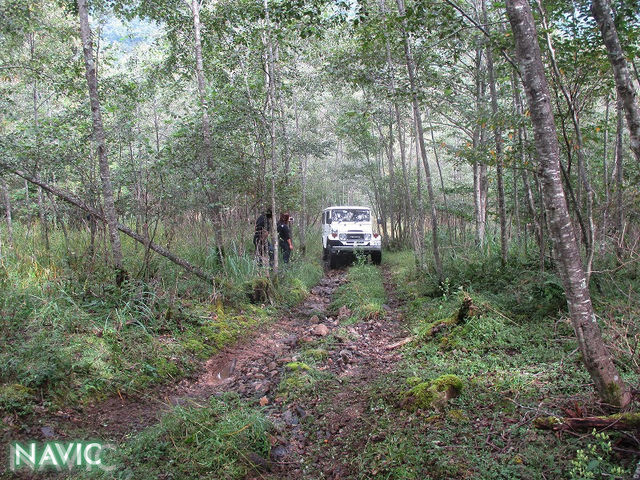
left=265, top=267, right=410, bottom=479
left=5, top=266, right=409, bottom=479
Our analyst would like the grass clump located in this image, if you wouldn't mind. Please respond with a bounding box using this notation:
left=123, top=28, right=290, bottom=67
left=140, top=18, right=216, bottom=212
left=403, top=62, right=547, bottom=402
left=330, top=263, right=386, bottom=323
left=91, top=393, right=271, bottom=480
left=0, top=225, right=322, bottom=417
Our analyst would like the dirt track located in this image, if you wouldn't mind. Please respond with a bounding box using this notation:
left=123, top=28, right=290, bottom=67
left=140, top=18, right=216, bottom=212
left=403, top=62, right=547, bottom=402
left=14, top=266, right=409, bottom=479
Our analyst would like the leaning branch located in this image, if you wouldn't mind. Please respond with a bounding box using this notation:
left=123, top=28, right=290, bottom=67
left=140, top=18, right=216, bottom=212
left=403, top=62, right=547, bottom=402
left=3, top=165, right=217, bottom=285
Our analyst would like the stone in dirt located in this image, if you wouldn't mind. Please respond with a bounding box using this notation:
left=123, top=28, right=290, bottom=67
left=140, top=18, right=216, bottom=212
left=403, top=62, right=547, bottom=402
left=282, top=410, right=299, bottom=425
left=311, top=324, right=329, bottom=336
left=339, top=349, right=352, bottom=363
left=338, top=305, right=352, bottom=319
left=259, top=396, right=269, bottom=406
left=270, top=445, right=288, bottom=462
left=309, top=315, right=320, bottom=324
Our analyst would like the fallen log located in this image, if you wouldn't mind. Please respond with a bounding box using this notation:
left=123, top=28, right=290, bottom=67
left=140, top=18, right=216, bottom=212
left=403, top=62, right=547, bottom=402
left=534, top=413, right=640, bottom=432
left=3, top=165, right=216, bottom=285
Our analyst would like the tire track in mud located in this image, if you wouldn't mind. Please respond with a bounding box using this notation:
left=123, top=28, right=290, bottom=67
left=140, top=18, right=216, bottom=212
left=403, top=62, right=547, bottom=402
left=33, top=269, right=349, bottom=443
left=13, top=266, right=408, bottom=480
left=268, top=267, right=410, bottom=480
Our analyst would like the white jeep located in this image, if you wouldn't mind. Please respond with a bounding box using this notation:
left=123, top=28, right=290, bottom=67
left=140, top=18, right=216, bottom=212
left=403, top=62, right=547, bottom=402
left=322, top=206, right=382, bottom=268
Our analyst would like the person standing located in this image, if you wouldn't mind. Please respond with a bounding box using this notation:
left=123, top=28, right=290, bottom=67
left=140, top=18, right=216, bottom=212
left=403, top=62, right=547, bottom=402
left=277, top=213, right=293, bottom=264
left=254, top=209, right=273, bottom=265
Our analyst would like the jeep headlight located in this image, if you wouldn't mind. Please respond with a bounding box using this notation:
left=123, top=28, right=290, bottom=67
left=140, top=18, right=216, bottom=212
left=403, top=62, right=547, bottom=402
left=364, top=234, right=371, bottom=241
left=339, top=233, right=347, bottom=241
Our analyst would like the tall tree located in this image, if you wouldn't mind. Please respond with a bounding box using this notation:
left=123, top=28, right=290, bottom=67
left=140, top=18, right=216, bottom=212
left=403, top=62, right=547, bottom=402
left=591, top=0, right=640, bottom=163
left=396, top=0, right=443, bottom=282
left=482, top=0, right=507, bottom=265
left=78, top=0, right=124, bottom=283
left=506, top=0, right=630, bottom=408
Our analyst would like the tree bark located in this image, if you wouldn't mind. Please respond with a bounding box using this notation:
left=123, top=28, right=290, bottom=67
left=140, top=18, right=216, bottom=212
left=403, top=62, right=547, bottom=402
left=188, top=0, right=224, bottom=260
left=396, top=0, right=443, bottom=282
left=264, top=0, right=279, bottom=274
left=78, top=0, right=124, bottom=283
left=535, top=414, right=640, bottom=432
left=482, top=1, right=507, bottom=265
left=614, top=95, right=624, bottom=259
left=506, top=0, right=630, bottom=408
left=1, top=177, right=13, bottom=248
left=591, top=0, right=640, bottom=163
left=473, top=45, right=488, bottom=247
left=536, top=0, right=595, bottom=276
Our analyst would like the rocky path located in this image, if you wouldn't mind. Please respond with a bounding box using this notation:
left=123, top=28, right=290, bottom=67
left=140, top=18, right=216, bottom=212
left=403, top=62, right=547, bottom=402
left=27, top=266, right=409, bottom=479
left=266, top=267, right=410, bottom=479
left=37, top=269, right=350, bottom=443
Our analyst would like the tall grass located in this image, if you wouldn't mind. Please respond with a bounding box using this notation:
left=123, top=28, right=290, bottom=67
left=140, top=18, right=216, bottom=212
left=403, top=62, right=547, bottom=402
left=0, top=221, right=323, bottom=415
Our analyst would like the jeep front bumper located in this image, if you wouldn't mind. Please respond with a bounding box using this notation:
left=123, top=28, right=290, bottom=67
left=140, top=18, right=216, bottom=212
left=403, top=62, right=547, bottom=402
left=329, top=244, right=381, bottom=254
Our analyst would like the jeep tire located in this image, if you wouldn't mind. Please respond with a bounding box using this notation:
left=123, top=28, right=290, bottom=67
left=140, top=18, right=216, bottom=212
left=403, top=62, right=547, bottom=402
left=328, top=250, right=340, bottom=269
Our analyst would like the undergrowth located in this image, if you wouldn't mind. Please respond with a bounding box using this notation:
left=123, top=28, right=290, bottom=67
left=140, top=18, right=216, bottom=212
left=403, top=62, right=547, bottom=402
left=330, top=260, right=386, bottom=323
left=84, top=393, right=271, bottom=480
left=308, top=250, right=639, bottom=479
left=0, top=224, right=322, bottom=417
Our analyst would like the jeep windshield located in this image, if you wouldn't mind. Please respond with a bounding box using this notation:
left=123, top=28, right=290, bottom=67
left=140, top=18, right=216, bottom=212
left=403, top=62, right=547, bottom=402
left=331, top=209, right=370, bottom=223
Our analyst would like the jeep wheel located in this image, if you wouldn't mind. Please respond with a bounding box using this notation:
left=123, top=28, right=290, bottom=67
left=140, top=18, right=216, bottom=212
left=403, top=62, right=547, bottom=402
left=371, top=251, right=382, bottom=265
left=328, top=251, right=340, bottom=269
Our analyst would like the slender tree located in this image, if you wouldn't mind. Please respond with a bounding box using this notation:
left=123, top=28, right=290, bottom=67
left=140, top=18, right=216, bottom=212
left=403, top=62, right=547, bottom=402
left=506, top=0, right=630, bottom=408
left=396, top=0, right=443, bottom=282
left=78, top=0, right=125, bottom=284
left=591, top=0, right=640, bottom=163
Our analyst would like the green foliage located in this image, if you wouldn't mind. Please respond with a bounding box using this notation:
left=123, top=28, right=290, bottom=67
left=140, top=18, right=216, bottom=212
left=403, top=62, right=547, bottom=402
left=91, top=394, right=271, bottom=480
left=569, top=431, right=627, bottom=480
left=330, top=263, right=386, bottom=323
left=324, top=250, right=638, bottom=479
left=0, top=225, right=319, bottom=415
left=402, top=374, right=463, bottom=411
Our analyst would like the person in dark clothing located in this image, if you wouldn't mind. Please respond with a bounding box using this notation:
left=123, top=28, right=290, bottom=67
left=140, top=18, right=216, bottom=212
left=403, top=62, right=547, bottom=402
left=277, top=213, right=293, bottom=264
left=254, top=209, right=273, bottom=265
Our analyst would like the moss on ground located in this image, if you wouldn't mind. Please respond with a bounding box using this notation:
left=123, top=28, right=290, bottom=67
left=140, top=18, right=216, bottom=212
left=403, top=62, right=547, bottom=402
left=402, top=374, right=464, bottom=411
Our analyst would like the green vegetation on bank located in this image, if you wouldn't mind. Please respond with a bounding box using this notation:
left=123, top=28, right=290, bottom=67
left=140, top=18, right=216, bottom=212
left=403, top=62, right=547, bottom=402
left=0, top=225, right=322, bottom=417
left=88, top=394, right=272, bottom=480
left=303, top=249, right=639, bottom=479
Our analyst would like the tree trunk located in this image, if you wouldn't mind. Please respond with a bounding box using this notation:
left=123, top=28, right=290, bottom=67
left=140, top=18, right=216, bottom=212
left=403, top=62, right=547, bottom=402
left=78, top=0, right=125, bottom=284
left=483, top=0, right=508, bottom=265
left=396, top=0, right=443, bottom=282
left=591, top=0, right=640, bottom=163
left=1, top=178, right=13, bottom=249
left=536, top=0, right=595, bottom=277
left=427, top=112, right=451, bottom=243
left=535, top=414, right=640, bottom=432
left=614, top=95, right=625, bottom=260
left=264, top=0, right=279, bottom=274
left=29, top=33, right=49, bottom=252
left=506, top=0, right=630, bottom=408
left=473, top=45, right=488, bottom=247
left=601, top=96, right=610, bottom=253
left=189, top=0, right=224, bottom=260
